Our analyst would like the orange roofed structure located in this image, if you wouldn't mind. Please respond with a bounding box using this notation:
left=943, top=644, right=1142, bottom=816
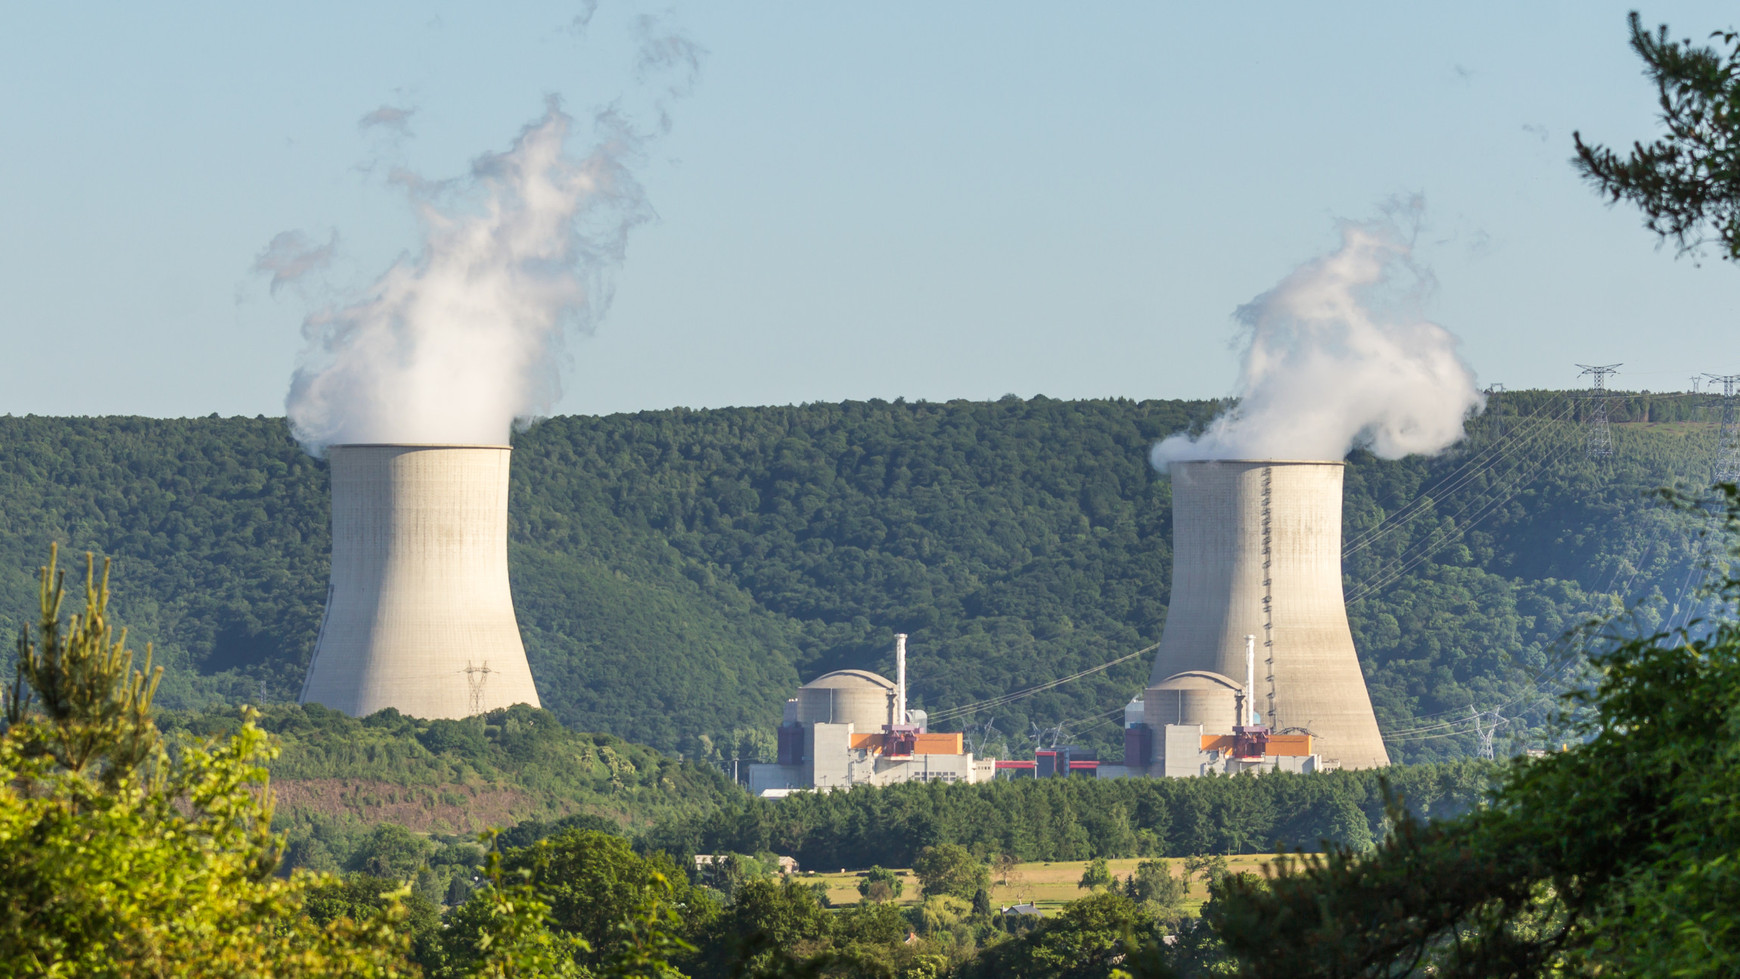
left=849, top=732, right=965, bottom=755
left=1199, top=733, right=1313, bottom=756
left=748, top=636, right=996, bottom=796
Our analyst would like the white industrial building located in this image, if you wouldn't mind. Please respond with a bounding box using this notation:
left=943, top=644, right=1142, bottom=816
left=749, top=636, right=995, bottom=796
left=1096, top=690, right=1324, bottom=779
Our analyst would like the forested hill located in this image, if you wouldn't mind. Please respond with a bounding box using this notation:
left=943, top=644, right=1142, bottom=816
left=0, top=390, right=1726, bottom=765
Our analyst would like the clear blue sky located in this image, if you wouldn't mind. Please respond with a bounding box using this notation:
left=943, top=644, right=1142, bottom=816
left=2, top=2, right=1736, bottom=419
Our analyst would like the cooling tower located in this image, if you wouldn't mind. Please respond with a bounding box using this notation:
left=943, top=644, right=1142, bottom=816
left=1147, top=460, right=1388, bottom=769
left=299, top=444, right=542, bottom=719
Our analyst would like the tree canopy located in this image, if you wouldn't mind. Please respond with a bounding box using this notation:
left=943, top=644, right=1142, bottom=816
left=1575, top=13, right=1740, bottom=261
left=2, top=544, right=703, bottom=978
left=1208, top=495, right=1740, bottom=976
left=0, top=547, right=415, bottom=977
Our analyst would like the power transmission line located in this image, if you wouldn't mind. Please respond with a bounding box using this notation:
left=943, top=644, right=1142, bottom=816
left=1380, top=509, right=1672, bottom=746
left=1346, top=410, right=1582, bottom=605
left=1343, top=397, right=1577, bottom=561
left=1644, top=373, right=1740, bottom=635
left=924, top=644, right=1155, bottom=724
left=1383, top=548, right=1662, bottom=746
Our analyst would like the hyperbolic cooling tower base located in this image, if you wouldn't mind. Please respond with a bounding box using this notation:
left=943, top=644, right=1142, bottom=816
left=299, top=444, right=541, bottom=719
left=1146, top=460, right=1388, bottom=770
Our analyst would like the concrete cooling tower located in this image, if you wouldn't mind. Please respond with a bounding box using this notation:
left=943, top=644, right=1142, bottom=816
left=299, top=444, right=541, bottom=719
left=1146, top=460, right=1388, bottom=769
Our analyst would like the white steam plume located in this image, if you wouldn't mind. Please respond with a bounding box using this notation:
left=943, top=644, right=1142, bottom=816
left=1152, top=208, right=1483, bottom=466
left=254, top=230, right=336, bottom=296
left=277, top=18, right=700, bottom=453
left=358, top=105, right=416, bottom=136
left=285, top=100, right=643, bottom=450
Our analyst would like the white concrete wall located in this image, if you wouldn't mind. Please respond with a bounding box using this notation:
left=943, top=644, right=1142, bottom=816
left=810, top=723, right=855, bottom=788
left=300, top=444, right=541, bottom=719
left=1274, top=754, right=1319, bottom=774
left=786, top=721, right=992, bottom=790
left=749, top=763, right=808, bottom=794
left=863, top=752, right=977, bottom=785
left=1163, top=724, right=1208, bottom=778
left=795, top=673, right=895, bottom=762
left=1149, top=723, right=1323, bottom=779
left=1149, top=461, right=1389, bottom=769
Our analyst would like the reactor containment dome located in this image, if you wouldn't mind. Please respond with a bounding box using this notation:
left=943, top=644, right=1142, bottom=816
left=299, top=443, right=542, bottom=719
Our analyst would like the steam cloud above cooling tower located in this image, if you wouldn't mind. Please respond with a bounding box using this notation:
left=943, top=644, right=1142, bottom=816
left=269, top=18, right=701, bottom=452
left=1152, top=206, right=1483, bottom=466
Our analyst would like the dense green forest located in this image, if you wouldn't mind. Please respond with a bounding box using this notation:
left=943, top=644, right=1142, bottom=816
left=159, top=703, right=740, bottom=838
left=640, top=759, right=1491, bottom=871
left=0, top=390, right=1728, bottom=764
left=150, top=701, right=1488, bottom=876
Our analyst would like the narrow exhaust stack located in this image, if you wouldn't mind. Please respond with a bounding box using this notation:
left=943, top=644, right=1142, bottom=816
left=894, top=633, right=908, bottom=725
left=1245, top=634, right=1257, bottom=726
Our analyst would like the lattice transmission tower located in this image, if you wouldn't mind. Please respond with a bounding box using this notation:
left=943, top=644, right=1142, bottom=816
left=1577, top=363, right=1622, bottom=458
left=1485, top=382, right=1505, bottom=437
left=1708, top=373, right=1740, bottom=489
left=1470, top=706, right=1507, bottom=762
left=463, top=660, right=495, bottom=718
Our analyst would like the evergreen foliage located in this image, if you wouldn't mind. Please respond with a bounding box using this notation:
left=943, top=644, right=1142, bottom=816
left=857, top=865, right=904, bottom=903
left=1077, top=857, right=1113, bottom=892
left=0, top=547, right=417, bottom=977
left=957, top=891, right=1155, bottom=979
left=1574, top=13, right=1740, bottom=260
left=913, top=843, right=992, bottom=901
left=154, top=702, right=741, bottom=873
left=1123, top=859, right=1189, bottom=922
left=1207, top=494, right=1740, bottom=975
left=176, top=701, right=741, bottom=835
left=1, top=544, right=696, bottom=978
left=643, top=761, right=1490, bottom=871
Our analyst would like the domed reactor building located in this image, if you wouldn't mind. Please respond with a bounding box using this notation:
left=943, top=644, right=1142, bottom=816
left=748, top=635, right=995, bottom=796
left=1105, top=460, right=1389, bottom=778
left=299, top=444, right=542, bottom=719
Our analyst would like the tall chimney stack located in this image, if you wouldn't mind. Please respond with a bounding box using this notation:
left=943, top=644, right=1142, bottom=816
left=1244, top=634, right=1257, bottom=726
left=894, top=633, right=908, bottom=725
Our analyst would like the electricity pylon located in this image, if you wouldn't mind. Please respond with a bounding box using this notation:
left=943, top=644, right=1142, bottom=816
left=1707, top=373, right=1740, bottom=488
left=1471, top=706, right=1506, bottom=761
left=1577, top=364, right=1622, bottom=459
left=463, top=660, right=494, bottom=718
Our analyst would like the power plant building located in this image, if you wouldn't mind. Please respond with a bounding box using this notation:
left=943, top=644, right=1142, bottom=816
left=1106, top=459, right=1389, bottom=777
left=1096, top=691, right=1325, bottom=778
left=749, top=636, right=995, bottom=796
left=299, top=444, right=542, bottom=719
left=294, top=442, right=1387, bottom=778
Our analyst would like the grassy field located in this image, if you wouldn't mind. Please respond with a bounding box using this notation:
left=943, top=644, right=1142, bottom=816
left=807, top=855, right=1278, bottom=915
